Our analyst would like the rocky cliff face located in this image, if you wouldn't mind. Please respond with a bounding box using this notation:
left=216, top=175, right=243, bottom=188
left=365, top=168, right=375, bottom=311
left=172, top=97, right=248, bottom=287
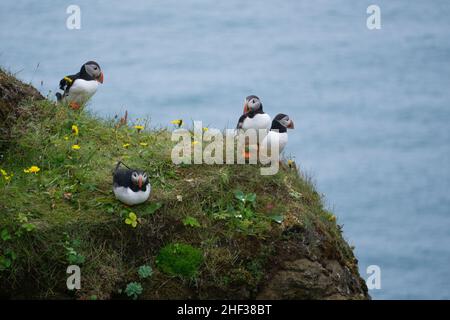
left=0, top=69, right=369, bottom=300
left=258, top=256, right=367, bottom=299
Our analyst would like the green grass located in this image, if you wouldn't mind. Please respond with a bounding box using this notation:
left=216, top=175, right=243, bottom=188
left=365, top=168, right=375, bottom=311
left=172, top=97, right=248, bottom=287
left=0, top=96, right=361, bottom=299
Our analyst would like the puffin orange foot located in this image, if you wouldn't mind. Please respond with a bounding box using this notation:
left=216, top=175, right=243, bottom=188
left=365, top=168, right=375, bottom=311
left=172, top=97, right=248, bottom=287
left=69, top=102, right=81, bottom=110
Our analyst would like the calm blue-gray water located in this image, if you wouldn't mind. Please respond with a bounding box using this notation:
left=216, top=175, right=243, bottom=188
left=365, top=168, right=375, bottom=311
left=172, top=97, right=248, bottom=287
left=1, top=0, right=449, bottom=299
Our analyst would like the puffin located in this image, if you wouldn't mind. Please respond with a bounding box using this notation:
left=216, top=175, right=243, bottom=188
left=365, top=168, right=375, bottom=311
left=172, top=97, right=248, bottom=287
left=236, top=95, right=272, bottom=159
left=260, top=113, right=295, bottom=155
left=56, top=61, right=104, bottom=110
left=236, top=95, right=271, bottom=132
left=113, top=162, right=151, bottom=206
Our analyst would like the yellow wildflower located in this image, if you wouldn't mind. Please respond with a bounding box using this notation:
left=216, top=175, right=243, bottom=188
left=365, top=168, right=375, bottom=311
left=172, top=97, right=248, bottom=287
left=71, top=144, right=81, bottom=150
left=192, top=141, right=199, bottom=145
left=24, top=166, right=40, bottom=174
left=288, top=159, right=294, bottom=167
left=64, top=136, right=69, bottom=140
left=134, top=125, right=144, bottom=132
left=202, top=127, right=208, bottom=132
left=139, top=142, right=148, bottom=147
left=170, top=119, right=183, bottom=128
left=71, top=124, right=79, bottom=136
left=1, top=168, right=13, bottom=182
left=125, top=212, right=138, bottom=228
left=123, top=143, right=131, bottom=148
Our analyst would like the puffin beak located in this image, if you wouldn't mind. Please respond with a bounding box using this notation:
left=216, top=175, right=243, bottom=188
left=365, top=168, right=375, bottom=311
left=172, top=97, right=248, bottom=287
left=97, top=72, right=104, bottom=84
left=287, top=120, right=294, bottom=129
left=138, top=176, right=143, bottom=189
left=243, top=101, right=249, bottom=114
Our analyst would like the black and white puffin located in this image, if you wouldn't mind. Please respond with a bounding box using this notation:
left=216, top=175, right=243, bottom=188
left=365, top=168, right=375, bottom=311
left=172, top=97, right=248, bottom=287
left=260, top=113, right=295, bottom=154
left=113, top=162, right=151, bottom=206
left=56, top=61, right=104, bottom=110
left=236, top=95, right=272, bottom=132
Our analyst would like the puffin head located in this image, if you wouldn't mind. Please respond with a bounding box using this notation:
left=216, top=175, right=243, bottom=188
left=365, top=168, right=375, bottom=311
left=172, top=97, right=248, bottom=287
left=243, top=95, right=262, bottom=114
left=131, top=170, right=148, bottom=189
left=81, top=61, right=104, bottom=83
left=273, top=113, right=295, bottom=130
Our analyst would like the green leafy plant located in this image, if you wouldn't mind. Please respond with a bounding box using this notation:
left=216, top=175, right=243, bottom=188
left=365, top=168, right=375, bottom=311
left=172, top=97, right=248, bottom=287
left=121, top=264, right=152, bottom=299
left=63, top=233, right=85, bottom=265
left=15, top=213, right=36, bottom=237
left=1, top=228, right=12, bottom=241
left=95, top=198, right=121, bottom=214
left=138, top=265, right=153, bottom=279
left=141, top=202, right=162, bottom=217
left=0, top=250, right=16, bottom=271
left=125, top=282, right=143, bottom=300
left=156, top=243, right=203, bottom=278
left=234, top=190, right=256, bottom=206
left=182, top=216, right=201, bottom=228
left=0, top=214, right=36, bottom=271
left=211, top=190, right=271, bottom=235
left=232, top=190, right=257, bottom=219
left=124, top=211, right=138, bottom=228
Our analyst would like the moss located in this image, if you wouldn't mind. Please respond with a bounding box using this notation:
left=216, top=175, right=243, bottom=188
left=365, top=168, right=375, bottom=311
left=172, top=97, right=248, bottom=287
left=156, top=243, right=203, bottom=279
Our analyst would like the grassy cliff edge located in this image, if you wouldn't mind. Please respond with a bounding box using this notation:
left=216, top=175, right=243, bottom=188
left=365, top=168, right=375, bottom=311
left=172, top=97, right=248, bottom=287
left=0, top=69, right=369, bottom=299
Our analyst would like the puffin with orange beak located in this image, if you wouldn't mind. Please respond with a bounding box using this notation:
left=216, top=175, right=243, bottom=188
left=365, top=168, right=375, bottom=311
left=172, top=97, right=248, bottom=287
left=56, top=61, right=104, bottom=110
left=236, top=95, right=272, bottom=159
left=236, top=95, right=272, bottom=132
left=260, top=113, right=295, bottom=155
left=113, top=162, right=151, bottom=206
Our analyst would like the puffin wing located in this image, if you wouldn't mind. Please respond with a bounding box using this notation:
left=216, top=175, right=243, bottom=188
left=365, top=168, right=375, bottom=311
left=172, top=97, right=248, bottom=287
left=59, top=73, right=79, bottom=93
left=236, top=114, right=247, bottom=129
left=113, top=168, right=132, bottom=187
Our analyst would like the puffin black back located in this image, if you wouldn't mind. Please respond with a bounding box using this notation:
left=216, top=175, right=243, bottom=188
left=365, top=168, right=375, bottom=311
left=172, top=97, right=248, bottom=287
left=113, top=168, right=133, bottom=186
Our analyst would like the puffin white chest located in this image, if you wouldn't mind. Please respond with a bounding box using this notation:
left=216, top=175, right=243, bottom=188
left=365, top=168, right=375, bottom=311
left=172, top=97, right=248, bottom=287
left=242, top=113, right=272, bottom=131
left=113, top=184, right=151, bottom=206
left=66, top=79, right=98, bottom=104
left=261, top=131, right=288, bottom=154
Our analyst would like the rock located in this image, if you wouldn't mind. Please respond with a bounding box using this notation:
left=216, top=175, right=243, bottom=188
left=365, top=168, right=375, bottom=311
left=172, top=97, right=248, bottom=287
left=257, top=258, right=368, bottom=300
